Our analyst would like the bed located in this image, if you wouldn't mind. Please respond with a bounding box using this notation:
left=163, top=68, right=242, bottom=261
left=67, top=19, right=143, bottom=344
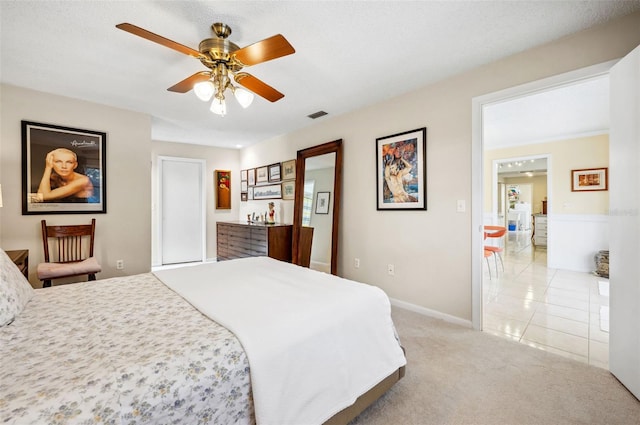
left=0, top=250, right=406, bottom=424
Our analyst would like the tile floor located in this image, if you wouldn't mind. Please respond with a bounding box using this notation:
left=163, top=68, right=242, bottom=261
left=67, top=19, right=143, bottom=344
left=482, top=230, right=610, bottom=369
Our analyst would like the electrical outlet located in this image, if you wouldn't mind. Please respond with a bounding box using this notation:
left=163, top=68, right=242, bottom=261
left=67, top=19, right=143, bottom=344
left=354, top=258, right=360, bottom=268
left=116, top=260, right=124, bottom=270
left=387, top=264, right=395, bottom=275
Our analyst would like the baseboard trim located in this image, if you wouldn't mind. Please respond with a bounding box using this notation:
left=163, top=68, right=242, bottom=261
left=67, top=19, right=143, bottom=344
left=389, top=298, right=473, bottom=328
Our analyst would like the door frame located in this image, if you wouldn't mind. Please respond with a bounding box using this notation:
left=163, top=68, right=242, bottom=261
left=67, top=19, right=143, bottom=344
left=157, top=156, right=207, bottom=266
left=471, top=60, right=617, bottom=330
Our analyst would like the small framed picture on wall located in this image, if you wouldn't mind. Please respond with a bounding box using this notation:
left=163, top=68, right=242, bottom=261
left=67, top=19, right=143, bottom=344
left=268, top=163, right=282, bottom=182
left=571, top=168, right=608, bottom=192
left=282, top=180, right=295, bottom=200
left=282, top=159, right=296, bottom=180
left=315, top=192, right=331, bottom=214
left=215, top=169, right=231, bottom=209
left=256, top=166, right=269, bottom=184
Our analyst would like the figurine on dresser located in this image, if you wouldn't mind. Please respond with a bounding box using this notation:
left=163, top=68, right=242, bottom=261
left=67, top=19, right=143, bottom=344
left=267, top=202, right=276, bottom=224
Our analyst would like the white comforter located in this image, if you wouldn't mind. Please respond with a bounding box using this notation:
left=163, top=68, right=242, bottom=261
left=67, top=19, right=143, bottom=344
left=154, top=257, right=406, bottom=425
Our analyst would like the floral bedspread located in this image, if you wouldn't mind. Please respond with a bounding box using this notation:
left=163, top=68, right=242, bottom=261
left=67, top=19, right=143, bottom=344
left=0, top=273, right=254, bottom=424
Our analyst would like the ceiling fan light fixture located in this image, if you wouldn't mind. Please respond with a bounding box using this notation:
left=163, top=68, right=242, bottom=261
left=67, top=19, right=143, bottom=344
left=234, top=87, right=254, bottom=108
left=210, top=97, right=227, bottom=116
left=117, top=21, right=295, bottom=116
left=194, top=80, right=215, bottom=101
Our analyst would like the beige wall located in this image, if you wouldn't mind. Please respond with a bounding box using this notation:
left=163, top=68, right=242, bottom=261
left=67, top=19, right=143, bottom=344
left=150, top=141, right=240, bottom=264
left=0, top=84, right=152, bottom=287
left=242, top=12, right=640, bottom=322
left=485, top=134, right=609, bottom=216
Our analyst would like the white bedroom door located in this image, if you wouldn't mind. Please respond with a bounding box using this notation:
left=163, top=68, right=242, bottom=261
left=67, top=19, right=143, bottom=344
left=609, top=44, right=640, bottom=400
left=159, top=156, right=206, bottom=265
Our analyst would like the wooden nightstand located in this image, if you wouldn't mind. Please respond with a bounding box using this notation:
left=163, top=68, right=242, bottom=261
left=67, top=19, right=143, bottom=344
left=6, top=249, right=29, bottom=279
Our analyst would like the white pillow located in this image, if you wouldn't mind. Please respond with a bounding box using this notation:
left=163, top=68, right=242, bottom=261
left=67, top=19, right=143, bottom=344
left=0, top=248, right=35, bottom=326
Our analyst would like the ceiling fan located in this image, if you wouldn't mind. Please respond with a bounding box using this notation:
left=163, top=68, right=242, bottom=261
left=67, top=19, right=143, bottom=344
left=116, top=21, right=295, bottom=115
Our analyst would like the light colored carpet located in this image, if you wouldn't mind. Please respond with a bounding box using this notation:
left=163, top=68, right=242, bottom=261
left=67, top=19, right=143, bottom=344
left=350, top=307, right=640, bottom=425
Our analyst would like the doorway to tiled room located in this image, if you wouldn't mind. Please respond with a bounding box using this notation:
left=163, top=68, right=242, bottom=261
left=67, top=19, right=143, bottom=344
left=479, top=75, right=611, bottom=369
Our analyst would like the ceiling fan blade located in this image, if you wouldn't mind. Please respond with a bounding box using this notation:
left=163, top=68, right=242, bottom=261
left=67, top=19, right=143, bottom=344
left=233, top=34, right=295, bottom=66
left=234, top=72, right=284, bottom=102
left=116, top=23, right=203, bottom=59
left=168, top=71, right=211, bottom=93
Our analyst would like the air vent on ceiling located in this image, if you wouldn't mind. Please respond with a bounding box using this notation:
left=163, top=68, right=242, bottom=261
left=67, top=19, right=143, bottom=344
left=307, top=111, right=328, bottom=119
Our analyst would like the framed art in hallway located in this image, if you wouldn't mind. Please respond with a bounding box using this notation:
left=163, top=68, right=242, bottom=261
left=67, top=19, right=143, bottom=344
left=281, top=159, right=296, bottom=180
left=282, top=180, right=295, bottom=200
left=375, top=127, right=427, bottom=210
left=215, top=169, right=231, bottom=209
left=571, top=167, right=608, bottom=192
left=256, top=166, right=269, bottom=184
left=253, top=184, right=282, bottom=200
left=268, top=162, right=282, bottom=182
left=21, top=120, right=107, bottom=215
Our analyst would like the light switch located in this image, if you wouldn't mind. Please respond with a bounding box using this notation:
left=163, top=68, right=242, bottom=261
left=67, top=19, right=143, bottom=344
left=457, top=200, right=466, bottom=213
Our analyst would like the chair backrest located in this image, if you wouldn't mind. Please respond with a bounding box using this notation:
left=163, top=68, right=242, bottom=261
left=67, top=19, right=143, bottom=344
left=484, top=225, right=507, bottom=239
left=41, top=219, right=96, bottom=264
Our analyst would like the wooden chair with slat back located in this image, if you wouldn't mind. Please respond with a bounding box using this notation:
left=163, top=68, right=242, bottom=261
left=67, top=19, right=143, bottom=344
left=37, top=219, right=101, bottom=288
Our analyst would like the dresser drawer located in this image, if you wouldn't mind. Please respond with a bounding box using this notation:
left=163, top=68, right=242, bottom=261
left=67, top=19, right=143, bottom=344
left=216, top=222, right=292, bottom=262
left=250, top=227, right=267, bottom=244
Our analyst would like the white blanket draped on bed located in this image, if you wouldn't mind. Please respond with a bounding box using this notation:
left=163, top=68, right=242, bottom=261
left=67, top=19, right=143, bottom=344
left=154, top=257, right=406, bottom=425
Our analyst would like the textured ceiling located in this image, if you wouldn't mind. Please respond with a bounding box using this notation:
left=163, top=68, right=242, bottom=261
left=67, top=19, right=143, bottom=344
left=1, top=1, right=639, bottom=149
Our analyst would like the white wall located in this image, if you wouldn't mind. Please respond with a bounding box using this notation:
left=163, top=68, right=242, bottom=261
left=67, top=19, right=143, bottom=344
left=241, top=12, right=640, bottom=323
left=550, top=214, right=609, bottom=272
left=0, top=84, right=152, bottom=287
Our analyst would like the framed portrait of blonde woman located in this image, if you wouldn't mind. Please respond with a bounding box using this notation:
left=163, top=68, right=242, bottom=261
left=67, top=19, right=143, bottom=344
left=21, top=120, right=106, bottom=215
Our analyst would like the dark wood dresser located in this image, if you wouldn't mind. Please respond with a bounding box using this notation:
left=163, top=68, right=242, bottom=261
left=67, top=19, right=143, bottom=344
left=216, top=221, right=292, bottom=262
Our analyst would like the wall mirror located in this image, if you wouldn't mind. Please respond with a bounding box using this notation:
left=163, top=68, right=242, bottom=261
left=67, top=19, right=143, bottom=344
left=292, top=139, right=343, bottom=275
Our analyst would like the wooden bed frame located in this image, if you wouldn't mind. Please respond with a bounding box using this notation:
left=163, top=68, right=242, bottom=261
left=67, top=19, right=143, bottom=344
left=324, top=364, right=406, bottom=424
